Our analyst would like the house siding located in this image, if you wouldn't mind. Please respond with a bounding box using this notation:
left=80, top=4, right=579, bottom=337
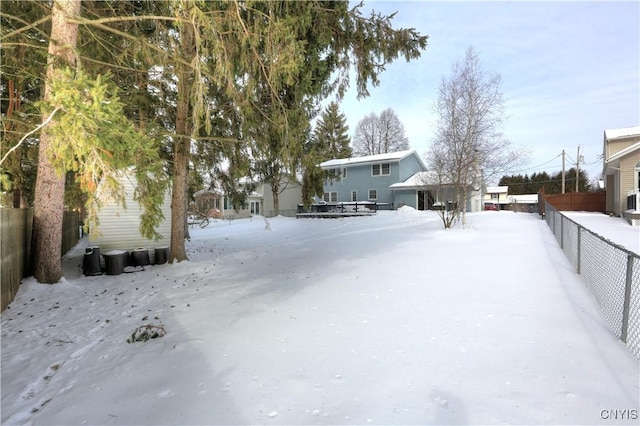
left=394, top=190, right=416, bottom=208
left=324, top=161, right=401, bottom=205
left=604, top=131, right=640, bottom=216
left=90, top=173, right=171, bottom=261
left=605, top=174, right=616, bottom=213
left=260, top=181, right=302, bottom=217
left=607, top=139, right=636, bottom=159
left=619, top=154, right=640, bottom=214
left=398, top=154, right=424, bottom=182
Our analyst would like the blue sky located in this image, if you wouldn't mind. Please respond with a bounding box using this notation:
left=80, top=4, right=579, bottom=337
left=336, top=0, right=639, bottom=183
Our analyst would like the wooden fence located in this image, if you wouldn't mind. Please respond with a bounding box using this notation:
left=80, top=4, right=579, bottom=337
left=538, top=190, right=606, bottom=215
left=1, top=209, right=79, bottom=312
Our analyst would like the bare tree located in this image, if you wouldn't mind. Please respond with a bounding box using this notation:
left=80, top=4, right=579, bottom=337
left=426, top=46, right=523, bottom=227
left=352, top=108, right=409, bottom=156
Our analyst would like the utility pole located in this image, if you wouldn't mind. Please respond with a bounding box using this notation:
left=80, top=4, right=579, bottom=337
left=575, top=145, right=580, bottom=193
left=561, top=149, right=565, bottom=194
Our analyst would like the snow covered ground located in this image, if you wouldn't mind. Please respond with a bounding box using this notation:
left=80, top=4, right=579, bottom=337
left=561, top=211, right=640, bottom=255
left=1, top=209, right=638, bottom=425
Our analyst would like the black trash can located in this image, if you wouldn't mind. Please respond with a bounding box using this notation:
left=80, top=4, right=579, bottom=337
left=130, top=248, right=150, bottom=267
left=103, top=250, right=127, bottom=275
left=154, top=246, right=169, bottom=265
left=83, top=247, right=102, bottom=276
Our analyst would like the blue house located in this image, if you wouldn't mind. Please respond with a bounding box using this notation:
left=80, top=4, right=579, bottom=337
left=319, top=150, right=429, bottom=209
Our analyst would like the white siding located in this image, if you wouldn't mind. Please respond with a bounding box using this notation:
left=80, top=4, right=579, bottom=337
left=89, top=172, right=171, bottom=257
left=261, top=181, right=302, bottom=217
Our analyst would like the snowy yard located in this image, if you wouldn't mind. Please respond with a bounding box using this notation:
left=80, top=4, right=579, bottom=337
left=1, top=209, right=638, bottom=425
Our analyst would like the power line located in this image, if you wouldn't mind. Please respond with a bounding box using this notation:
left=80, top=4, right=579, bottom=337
left=504, top=154, right=561, bottom=174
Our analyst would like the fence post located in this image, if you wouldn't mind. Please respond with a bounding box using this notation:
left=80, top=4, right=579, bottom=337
left=576, top=226, right=581, bottom=275
left=621, top=254, right=633, bottom=343
left=560, top=214, right=564, bottom=249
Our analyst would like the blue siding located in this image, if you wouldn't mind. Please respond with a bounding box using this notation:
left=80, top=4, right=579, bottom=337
left=398, top=154, right=424, bottom=182
left=324, top=161, right=399, bottom=205
left=394, top=190, right=417, bottom=208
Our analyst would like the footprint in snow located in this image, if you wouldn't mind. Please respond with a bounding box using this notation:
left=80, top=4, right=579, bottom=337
left=19, top=362, right=64, bottom=402
left=5, top=361, right=65, bottom=424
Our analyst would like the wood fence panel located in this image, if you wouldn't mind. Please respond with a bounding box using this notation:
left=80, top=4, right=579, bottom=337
left=1, top=209, right=79, bottom=312
left=1, top=208, right=33, bottom=311
left=62, top=211, right=80, bottom=255
left=542, top=191, right=606, bottom=213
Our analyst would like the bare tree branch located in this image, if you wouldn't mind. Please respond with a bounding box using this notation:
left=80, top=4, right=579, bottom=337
left=0, top=107, right=61, bottom=167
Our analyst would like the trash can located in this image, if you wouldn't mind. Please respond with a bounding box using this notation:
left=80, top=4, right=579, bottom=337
left=83, top=247, right=102, bottom=276
left=154, top=246, right=169, bottom=265
left=103, top=250, right=127, bottom=275
left=130, top=248, right=150, bottom=267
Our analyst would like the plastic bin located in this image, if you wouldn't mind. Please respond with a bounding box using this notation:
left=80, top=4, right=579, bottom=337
left=154, top=246, right=169, bottom=265
left=83, top=247, right=102, bottom=276
left=103, top=250, right=128, bottom=275
left=130, top=248, right=150, bottom=267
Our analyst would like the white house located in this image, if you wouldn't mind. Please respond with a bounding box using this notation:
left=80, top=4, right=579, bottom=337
left=89, top=169, right=171, bottom=262
left=603, top=125, right=640, bottom=222
left=193, top=176, right=302, bottom=219
left=483, top=186, right=509, bottom=210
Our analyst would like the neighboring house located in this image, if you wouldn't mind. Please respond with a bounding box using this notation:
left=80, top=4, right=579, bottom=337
left=483, top=186, right=509, bottom=210
left=193, top=177, right=302, bottom=219
left=603, top=125, right=640, bottom=222
left=90, top=170, right=171, bottom=258
left=319, top=150, right=427, bottom=209
left=255, top=178, right=303, bottom=217
left=506, top=194, right=539, bottom=213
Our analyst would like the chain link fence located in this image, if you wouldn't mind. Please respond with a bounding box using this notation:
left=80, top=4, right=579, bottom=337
left=545, top=203, right=640, bottom=358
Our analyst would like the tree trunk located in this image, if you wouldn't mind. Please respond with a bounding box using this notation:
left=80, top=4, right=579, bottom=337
left=271, top=180, right=280, bottom=216
left=32, top=0, right=80, bottom=283
left=168, top=18, right=195, bottom=263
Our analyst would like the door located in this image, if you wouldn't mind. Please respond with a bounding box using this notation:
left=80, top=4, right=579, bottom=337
left=417, top=190, right=426, bottom=210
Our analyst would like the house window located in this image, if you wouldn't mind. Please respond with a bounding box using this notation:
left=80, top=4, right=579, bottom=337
left=330, top=168, right=346, bottom=180
left=250, top=200, right=260, bottom=215
left=351, top=190, right=357, bottom=202
left=491, top=193, right=499, bottom=200
left=636, top=162, right=640, bottom=190
left=368, top=189, right=377, bottom=200
left=323, top=192, right=338, bottom=203
left=372, top=163, right=390, bottom=176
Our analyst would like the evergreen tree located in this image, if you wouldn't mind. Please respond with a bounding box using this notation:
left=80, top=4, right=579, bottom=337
left=314, top=102, right=352, bottom=160
left=5, top=0, right=429, bottom=267
left=3, top=1, right=168, bottom=282
left=31, top=0, right=81, bottom=283
left=301, top=102, right=352, bottom=206
left=498, top=169, right=591, bottom=195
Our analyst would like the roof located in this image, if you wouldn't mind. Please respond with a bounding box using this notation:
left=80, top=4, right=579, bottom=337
left=389, top=171, right=431, bottom=189
left=320, top=149, right=421, bottom=169
left=485, top=186, right=509, bottom=194
left=193, top=188, right=222, bottom=197
left=508, top=194, right=539, bottom=204
left=604, top=125, right=640, bottom=141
